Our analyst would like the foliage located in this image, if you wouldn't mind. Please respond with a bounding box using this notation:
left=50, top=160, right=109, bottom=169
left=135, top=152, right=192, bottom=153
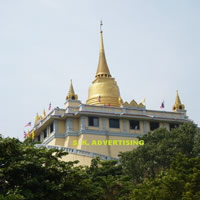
left=86, top=158, right=133, bottom=200
left=0, top=135, right=99, bottom=200
left=0, top=123, right=200, bottom=199
left=119, top=123, right=200, bottom=183
left=129, top=154, right=200, bottom=200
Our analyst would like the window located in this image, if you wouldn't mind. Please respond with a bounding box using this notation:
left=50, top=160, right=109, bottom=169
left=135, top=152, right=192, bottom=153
left=37, top=135, right=40, bottom=142
left=109, top=118, right=120, bottom=128
left=150, top=122, right=159, bottom=131
left=130, top=120, right=140, bottom=130
left=50, top=123, right=54, bottom=133
left=44, top=129, right=47, bottom=138
left=169, top=123, right=179, bottom=131
left=88, top=117, right=99, bottom=127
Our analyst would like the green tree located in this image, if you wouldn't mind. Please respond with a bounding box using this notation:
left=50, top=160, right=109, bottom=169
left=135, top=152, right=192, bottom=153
left=1, top=122, right=199, bottom=200
left=119, top=123, right=200, bottom=183
left=130, top=154, right=200, bottom=200
left=87, top=158, right=133, bottom=200
left=0, top=135, right=100, bottom=200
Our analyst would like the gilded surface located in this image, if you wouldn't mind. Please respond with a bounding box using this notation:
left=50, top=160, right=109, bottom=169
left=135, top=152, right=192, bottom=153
left=96, top=31, right=111, bottom=78
left=172, top=90, right=185, bottom=112
left=87, top=77, right=121, bottom=107
left=66, top=80, right=78, bottom=100
left=87, top=30, right=121, bottom=107
left=122, top=100, right=145, bottom=108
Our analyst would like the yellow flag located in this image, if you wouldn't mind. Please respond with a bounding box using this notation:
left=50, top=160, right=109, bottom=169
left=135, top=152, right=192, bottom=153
left=27, top=131, right=31, bottom=138
left=43, top=109, right=46, bottom=117
left=34, top=113, right=40, bottom=124
left=32, top=131, right=35, bottom=139
left=140, top=98, right=146, bottom=105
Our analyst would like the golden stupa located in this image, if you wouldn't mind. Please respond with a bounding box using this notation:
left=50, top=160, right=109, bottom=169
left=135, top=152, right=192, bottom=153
left=86, top=24, right=122, bottom=107
left=172, top=90, right=185, bottom=112
left=66, top=80, right=78, bottom=100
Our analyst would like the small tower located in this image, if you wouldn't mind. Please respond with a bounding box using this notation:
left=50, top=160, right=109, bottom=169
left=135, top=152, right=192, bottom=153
left=66, top=80, right=78, bottom=100
left=172, top=90, right=185, bottom=112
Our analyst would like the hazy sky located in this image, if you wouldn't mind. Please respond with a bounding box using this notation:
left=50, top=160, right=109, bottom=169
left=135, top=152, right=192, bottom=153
left=0, top=0, right=199, bottom=140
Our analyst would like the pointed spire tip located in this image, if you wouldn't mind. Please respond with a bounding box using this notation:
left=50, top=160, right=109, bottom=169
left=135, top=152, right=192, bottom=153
left=95, top=22, right=112, bottom=78
left=66, top=79, right=78, bottom=100
left=100, top=20, right=103, bottom=33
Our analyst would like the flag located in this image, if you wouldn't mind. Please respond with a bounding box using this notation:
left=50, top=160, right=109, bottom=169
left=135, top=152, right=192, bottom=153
left=140, top=98, right=146, bottom=105
left=25, top=122, right=31, bottom=127
left=24, top=131, right=27, bottom=139
left=48, top=103, right=51, bottom=111
left=160, top=101, right=164, bottom=109
left=35, top=113, right=40, bottom=124
left=31, top=131, right=35, bottom=139
left=98, top=96, right=101, bottom=102
left=43, top=109, right=46, bottom=117
left=27, top=131, right=31, bottom=138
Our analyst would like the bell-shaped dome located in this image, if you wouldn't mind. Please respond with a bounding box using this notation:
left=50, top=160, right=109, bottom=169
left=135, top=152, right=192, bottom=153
left=87, top=77, right=121, bottom=107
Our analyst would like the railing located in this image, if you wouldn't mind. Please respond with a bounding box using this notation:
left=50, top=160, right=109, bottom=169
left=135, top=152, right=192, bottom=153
left=35, top=144, right=119, bottom=161
left=79, top=104, right=186, bottom=120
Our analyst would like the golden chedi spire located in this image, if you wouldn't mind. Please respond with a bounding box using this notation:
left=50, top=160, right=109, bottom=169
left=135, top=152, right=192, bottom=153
left=86, top=21, right=122, bottom=107
left=66, top=80, right=78, bottom=100
left=96, top=22, right=111, bottom=78
left=172, top=90, right=185, bottom=112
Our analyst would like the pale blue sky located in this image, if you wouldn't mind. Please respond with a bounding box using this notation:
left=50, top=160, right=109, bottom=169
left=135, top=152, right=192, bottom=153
left=0, top=0, right=199, bottom=140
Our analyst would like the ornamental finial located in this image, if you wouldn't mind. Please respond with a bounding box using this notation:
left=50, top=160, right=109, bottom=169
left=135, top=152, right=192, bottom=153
left=172, top=90, right=185, bottom=112
left=100, top=20, right=103, bottom=33
left=66, top=80, right=78, bottom=100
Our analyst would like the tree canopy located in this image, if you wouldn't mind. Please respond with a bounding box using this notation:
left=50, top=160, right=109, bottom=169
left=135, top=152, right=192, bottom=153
left=119, top=123, right=200, bottom=183
left=0, top=122, right=200, bottom=200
